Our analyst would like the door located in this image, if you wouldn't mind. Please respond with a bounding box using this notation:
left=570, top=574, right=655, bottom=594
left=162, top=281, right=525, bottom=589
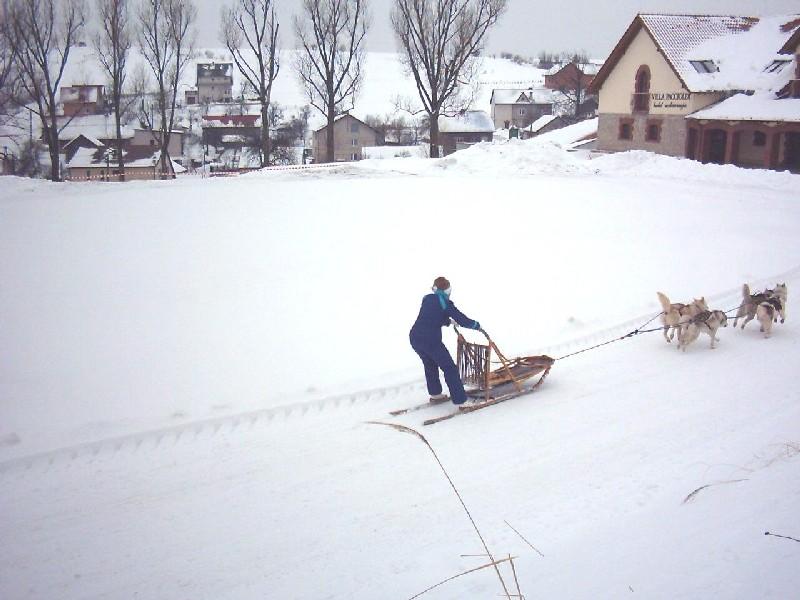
left=706, top=129, right=727, bottom=164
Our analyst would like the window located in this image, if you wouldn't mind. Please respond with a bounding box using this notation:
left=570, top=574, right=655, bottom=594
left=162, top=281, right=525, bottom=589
left=690, top=60, right=718, bottom=73
left=618, top=119, right=633, bottom=140
left=351, top=152, right=358, bottom=160
left=352, top=138, right=357, bottom=146
left=518, top=108, right=526, bottom=116
left=633, top=65, right=650, bottom=112
left=753, top=131, right=766, bottom=147
left=350, top=122, right=359, bottom=133
left=645, top=121, right=662, bottom=142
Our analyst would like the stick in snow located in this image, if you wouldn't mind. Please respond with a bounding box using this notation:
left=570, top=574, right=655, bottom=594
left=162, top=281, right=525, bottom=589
left=366, top=421, right=514, bottom=599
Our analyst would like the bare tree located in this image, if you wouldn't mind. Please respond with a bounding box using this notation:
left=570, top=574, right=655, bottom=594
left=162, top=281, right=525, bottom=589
left=8, top=0, right=86, bottom=181
left=221, top=0, right=280, bottom=167
left=294, top=0, right=369, bottom=163
left=0, top=2, right=19, bottom=127
left=392, top=0, right=506, bottom=158
left=95, top=0, right=132, bottom=178
left=137, top=0, right=196, bottom=176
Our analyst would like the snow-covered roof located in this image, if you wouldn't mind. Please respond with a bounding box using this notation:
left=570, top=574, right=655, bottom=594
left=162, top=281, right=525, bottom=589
left=66, top=147, right=186, bottom=173
left=58, top=115, right=135, bottom=142
left=64, top=133, right=105, bottom=149
left=592, top=13, right=800, bottom=94
left=687, top=92, right=800, bottom=122
left=491, top=88, right=554, bottom=105
left=529, top=114, right=559, bottom=133
left=313, top=113, right=376, bottom=134
left=438, top=110, right=494, bottom=133
left=197, top=62, right=233, bottom=79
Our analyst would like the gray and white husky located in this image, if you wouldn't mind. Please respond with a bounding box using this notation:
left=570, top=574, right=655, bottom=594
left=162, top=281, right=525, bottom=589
left=677, top=310, right=728, bottom=351
left=756, top=297, right=784, bottom=338
left=734, top=283, right=787, bottom=329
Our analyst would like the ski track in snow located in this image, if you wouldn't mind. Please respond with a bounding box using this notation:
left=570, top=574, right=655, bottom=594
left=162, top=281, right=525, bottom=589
left=2, top=264, right=797, bottom=477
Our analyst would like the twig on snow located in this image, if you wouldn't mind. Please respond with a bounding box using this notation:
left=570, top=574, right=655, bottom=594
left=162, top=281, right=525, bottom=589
left=366, top=421, right=513, bottom=599
left=682, top=479, right=748, bottom=504
left=504, top=520, right=544, bottom=557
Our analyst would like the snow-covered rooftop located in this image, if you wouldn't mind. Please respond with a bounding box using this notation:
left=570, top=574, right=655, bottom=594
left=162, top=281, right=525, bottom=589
left=438, top=110, right=494, bottom=133
left=491, top=87, right=554, bottom=105
left=687, top=91, right=800, bottom=122
left=529, top=114, right=559, bottom=133
left=66, top=147, right=186, bottom=172
left=639, top=13, right=800, bottom=93
left=57, top=115, right=136, bottom=142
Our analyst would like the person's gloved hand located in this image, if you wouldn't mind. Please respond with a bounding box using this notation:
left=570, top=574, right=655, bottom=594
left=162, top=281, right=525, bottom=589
left=472, top=321, right=481, bottom=330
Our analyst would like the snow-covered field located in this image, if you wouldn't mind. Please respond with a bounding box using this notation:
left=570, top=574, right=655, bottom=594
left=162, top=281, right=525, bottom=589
left=1, top=139, right=799, bottom=599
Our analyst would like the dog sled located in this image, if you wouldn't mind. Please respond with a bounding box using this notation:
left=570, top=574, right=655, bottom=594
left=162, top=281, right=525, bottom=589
left=421, top=326, right=554, bottom=425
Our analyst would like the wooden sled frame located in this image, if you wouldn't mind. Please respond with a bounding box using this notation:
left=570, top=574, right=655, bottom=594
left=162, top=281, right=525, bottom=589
left=455, top=326, right=554, bottom=404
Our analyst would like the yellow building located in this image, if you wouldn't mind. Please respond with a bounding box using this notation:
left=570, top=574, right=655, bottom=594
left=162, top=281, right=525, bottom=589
left=590, top=14, right=800, bottom=172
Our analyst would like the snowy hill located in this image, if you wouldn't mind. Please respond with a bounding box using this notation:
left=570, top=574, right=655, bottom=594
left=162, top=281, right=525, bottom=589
left=1, top=140, right=799, bottom=598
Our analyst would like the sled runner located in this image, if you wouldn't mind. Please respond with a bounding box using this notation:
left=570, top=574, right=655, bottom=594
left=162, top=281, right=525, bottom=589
left=421, top=327, right=554, bottom=425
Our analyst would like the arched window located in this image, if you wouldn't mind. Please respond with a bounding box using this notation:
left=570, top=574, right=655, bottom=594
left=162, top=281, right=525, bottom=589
left=634, top=65, right=650, bottom=112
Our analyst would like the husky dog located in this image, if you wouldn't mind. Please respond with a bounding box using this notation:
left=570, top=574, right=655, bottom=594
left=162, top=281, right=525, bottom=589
left=756, top=297, right=783, bottom=338
left=734, top=283, right=788, bottom=329
left=772, top=283, right=788, bottom=323
left=677, top=310, right=728, bottom=351
left=657, top=292, right=708, bottom=343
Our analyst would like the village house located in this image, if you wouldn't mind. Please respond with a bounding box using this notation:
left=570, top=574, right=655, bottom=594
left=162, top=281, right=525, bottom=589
left=544, top=62, right=599, bottom=91
left=438, top=110, right=494, bottom=156
left=201, top=114, right=261, bottom=148
left=312, top=114, right=383, bottom=162
left=589, top=13, right=800, bottom=172
left=60, top=85, right=106, bottom=117
left=490, top=88, right=554, bottom=129
left=63, top=135, right=185, bottom=181
left=195, top=63, right=234, bottom=104
left=131, top=128, right=186, bottom=160
left=57, top=114, right=135, bottom=150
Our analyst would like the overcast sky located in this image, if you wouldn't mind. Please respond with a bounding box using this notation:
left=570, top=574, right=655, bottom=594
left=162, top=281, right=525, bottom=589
left=194, top=0, right=800, bottom=58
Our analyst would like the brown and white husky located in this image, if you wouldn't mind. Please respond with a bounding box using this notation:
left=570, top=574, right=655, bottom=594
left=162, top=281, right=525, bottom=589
left=657, top=292, right=708, bottom=343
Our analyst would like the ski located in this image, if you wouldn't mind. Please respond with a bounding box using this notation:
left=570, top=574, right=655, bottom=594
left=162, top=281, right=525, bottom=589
left=422, top=370, right=551, bottom=426
left=389, top=395, right=450, bottom=416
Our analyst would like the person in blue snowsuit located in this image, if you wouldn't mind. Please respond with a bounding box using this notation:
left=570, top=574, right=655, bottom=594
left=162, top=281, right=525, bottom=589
left=409, top=276, right=481, bottom=405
